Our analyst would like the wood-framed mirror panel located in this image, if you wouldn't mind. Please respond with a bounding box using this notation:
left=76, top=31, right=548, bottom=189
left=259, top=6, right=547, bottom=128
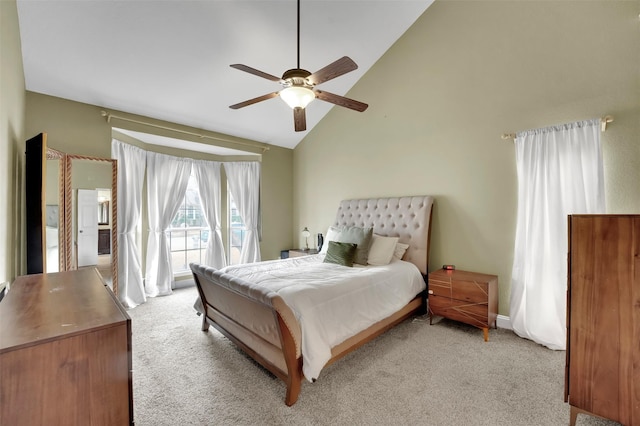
left=45, top=147, right=66, bottom=272
left=64, top=154, right=118, bottom=296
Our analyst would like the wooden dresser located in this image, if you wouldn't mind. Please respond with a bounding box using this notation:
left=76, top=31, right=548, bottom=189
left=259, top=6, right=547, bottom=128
left=428, top=268, right=498, bottom=341
left=98, top=228, right=111, bottom=255
left=565, top=215, right=639, bottom=426
left=0, top=268, right=133, bottom=425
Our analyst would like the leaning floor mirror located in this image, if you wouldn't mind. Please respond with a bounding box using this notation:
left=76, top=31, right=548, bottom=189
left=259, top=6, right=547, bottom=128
left=45, top=147, right=66, bottom=273
left=64, top=154, right=118, bottom=295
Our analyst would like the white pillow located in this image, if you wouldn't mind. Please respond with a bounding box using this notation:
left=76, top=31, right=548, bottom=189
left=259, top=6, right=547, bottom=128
left=320, top=226, right=341, bottom=254
left=393, top=242, right=410, bottom=260
left=367, top=234, right=399, bottom=266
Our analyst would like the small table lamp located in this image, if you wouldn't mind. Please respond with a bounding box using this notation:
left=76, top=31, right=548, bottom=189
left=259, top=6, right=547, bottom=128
left=301, top=227, right=311, bottom=250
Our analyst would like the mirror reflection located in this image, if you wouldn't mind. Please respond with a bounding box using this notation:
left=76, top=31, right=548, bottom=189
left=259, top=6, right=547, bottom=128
left=68, top=158, right=115, bottom=289
left=98, top=195, right=110, bottom=226
left=45, top=149, right=64, bottom=273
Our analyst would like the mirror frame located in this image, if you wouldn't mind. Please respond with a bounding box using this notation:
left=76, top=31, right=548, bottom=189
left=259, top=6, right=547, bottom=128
left=64, top=154, right=118, bottom=296
left=45, top=147, right=66, bottom=272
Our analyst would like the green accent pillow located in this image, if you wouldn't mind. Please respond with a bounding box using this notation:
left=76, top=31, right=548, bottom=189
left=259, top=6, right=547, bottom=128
left=323, top=241, right=357, bottom=267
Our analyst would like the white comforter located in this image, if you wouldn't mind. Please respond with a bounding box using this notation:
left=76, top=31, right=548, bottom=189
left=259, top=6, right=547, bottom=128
left=220, top=255, right=425, bottom=381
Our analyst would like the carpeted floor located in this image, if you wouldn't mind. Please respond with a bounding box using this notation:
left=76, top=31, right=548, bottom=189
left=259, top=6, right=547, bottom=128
left=128, top=286, right=620, bottom=426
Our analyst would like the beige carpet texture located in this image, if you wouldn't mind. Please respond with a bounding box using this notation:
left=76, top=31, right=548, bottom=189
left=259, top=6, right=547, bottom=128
left=128, top=286, right=620, bottom=426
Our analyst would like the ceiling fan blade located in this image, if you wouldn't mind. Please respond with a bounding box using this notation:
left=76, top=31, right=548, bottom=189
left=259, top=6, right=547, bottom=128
left=293, top=107, right=306, bottom=132
left=315, top=90, right=368, bottom=112
left=230, top=64, right=281, bottom=82
left=308, top=56, right=358, bottom=86
left=229, top=92, right=279, bottom=109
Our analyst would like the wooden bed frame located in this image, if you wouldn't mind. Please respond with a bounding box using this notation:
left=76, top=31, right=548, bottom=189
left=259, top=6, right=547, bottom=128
left=190, top=196, right=434, bottom=406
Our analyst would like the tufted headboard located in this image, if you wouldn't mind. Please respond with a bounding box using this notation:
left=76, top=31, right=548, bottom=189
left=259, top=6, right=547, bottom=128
left=333, top=196, right=434, bottom=275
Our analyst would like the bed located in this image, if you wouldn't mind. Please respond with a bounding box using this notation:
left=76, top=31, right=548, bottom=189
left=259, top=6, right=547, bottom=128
left=190, top=196, right=434, bottom=406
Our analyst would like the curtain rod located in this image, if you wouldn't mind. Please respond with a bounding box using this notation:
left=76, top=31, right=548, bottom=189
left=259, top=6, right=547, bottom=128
left=501, top=115, right=614, bottom=140
left=101, top=111, right=270, bottom=152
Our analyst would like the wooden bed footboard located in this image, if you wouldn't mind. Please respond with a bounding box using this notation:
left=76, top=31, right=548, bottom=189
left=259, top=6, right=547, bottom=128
left=190, top=263, right=303, bottom=406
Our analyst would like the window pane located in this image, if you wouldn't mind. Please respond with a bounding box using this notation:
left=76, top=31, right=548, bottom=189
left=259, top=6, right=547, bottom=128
left=228, top=193, right=245, bottom=265
left=186, top=249, right=202, bottom=268
left=187, top=229, right=202, bottom=249
left=171, top=245, right=187, bottom=272
left=168, top=172, right=208, bottom=274
left=170, top=229, right=188, bottom=251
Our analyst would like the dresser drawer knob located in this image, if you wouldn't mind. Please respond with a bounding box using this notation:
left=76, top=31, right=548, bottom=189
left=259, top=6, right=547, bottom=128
left=428, top=290, right=434, bottom=294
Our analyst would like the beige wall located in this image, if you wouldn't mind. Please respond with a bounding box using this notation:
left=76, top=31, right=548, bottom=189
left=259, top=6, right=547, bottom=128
left=25, top=92, right=294, bottom=262
left=1, top=0, right=26, bottom=283
left=294, top=1, right=640, bottom=317
left=71, top=159, right=112, bottom=190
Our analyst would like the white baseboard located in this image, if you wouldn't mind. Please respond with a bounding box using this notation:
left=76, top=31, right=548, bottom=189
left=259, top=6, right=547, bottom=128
left=497, top=314, right=512, bottom=330
left=174, top=277, right=195, bottom=289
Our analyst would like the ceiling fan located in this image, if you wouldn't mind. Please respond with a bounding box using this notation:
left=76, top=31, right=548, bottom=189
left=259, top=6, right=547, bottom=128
left=229, top=0, right=368, bottom=132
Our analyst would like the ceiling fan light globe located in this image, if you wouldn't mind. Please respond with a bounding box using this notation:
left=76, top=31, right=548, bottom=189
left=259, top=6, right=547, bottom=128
left=280, top=86, right=315, bottom=109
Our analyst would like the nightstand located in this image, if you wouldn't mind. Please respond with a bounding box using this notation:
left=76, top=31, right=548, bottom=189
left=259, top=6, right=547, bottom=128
left=287, top=248, right=318, bottom=258
left=428, top=268, right=498, bottom=341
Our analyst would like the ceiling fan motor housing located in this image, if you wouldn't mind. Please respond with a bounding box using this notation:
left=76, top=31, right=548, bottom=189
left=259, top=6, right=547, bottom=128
left=282, top=68, right=312, bottom=88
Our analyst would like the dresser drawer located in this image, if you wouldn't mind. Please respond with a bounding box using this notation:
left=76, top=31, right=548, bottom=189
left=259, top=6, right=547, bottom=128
left=428, top=295, right=489, bottom=329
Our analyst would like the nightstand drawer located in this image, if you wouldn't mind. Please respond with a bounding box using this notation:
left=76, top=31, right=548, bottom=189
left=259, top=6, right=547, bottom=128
left=429, top=274, right=493, bottom=303
left=428, top=295, right=489, bottom=329
left=427, top=278, right=452, bottom=297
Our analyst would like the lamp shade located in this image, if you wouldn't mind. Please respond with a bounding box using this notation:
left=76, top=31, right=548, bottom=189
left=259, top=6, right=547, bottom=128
left=280, top=86, right=315, bottom=109
left=301, top=227, right=311, bottom=238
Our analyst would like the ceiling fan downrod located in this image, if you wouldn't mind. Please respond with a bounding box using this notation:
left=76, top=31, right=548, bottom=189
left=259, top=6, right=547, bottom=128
left=296, top=0, right=301, bottom=70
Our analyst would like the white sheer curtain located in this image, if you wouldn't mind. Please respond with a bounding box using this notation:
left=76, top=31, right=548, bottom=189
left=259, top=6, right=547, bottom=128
left=145, top=152, right=192, bottom=297
left=112, top=140, right=147, bottom=308
left=224, top=161, right=261, bottom=264
left=510, top=118, right=605, bottom=350
left=193, top=159, right=227, bottom=269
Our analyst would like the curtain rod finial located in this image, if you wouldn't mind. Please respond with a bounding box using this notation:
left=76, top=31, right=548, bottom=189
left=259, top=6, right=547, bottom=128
left=502, top=133, right=515, bottom=140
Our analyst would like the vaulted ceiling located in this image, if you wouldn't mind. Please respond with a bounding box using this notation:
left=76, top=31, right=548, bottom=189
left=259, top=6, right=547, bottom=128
left=17, top=0, right=434, bottom=151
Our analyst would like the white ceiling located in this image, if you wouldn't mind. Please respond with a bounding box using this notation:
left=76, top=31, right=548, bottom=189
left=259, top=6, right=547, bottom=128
left=17, top=0, right=433, bottom=152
